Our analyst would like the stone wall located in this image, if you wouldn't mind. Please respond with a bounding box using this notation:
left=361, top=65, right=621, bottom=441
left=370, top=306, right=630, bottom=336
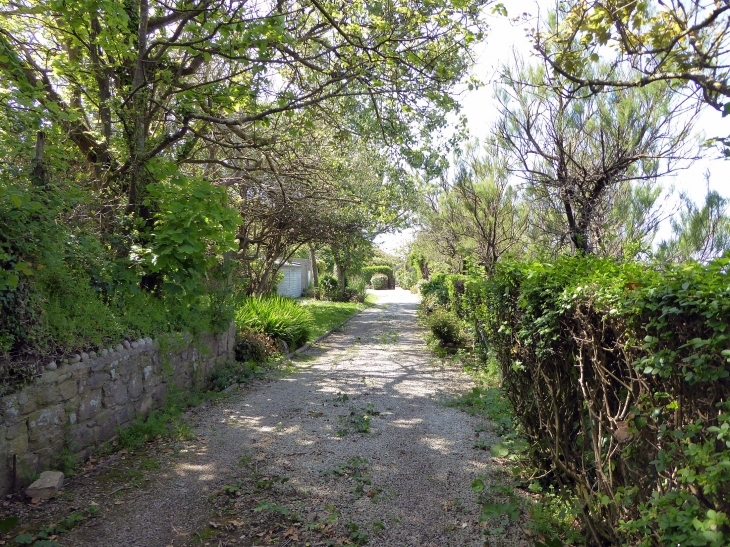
left=0, top=323, right=235, bottom=496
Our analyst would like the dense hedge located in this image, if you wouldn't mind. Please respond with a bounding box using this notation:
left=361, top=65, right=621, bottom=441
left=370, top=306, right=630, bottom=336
left=361, top=265, right=394, bottom=289
left=463, top=257, right=730, bottom=546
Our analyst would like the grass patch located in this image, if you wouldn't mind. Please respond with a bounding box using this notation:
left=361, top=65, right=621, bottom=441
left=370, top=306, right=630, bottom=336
left=300, top=294, right=377, bottom=339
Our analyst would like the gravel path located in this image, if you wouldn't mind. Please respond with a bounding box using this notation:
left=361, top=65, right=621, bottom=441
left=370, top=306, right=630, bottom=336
left=62, top=289, right=520, bottom=547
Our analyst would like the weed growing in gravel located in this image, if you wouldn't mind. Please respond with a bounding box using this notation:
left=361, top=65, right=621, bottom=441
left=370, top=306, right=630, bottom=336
left=7, top=505, right=100, bottom=547
left=336, top=404, right=380, bottom=436
left=331, top=392, right=350, bottom=405
left=346, top=522, right=369, bottom=545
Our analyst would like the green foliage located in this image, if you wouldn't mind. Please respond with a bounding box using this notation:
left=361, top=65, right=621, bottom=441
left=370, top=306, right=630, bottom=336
left=234, top=329, right=278, bottom=363
left=317, top=275, right=340, bottom=301
left=369, top=273, right=389, bottom=290
left=0, top=180, right=235, bottom=390
left=300, top=297, right=372, bottom=339
left=361, top=265, right=393, bottom=288
left=424, top=308, right=462, bottom=348
left=336, top=404, right=380, bottom=436
left=419, top=274, right=450, bottom=307
left=210, top=360, right=264, bottom=391
left=141, top=172, right=240, bottom=292
left=657, top=189, right=730, bottom=262
left=396, top=267, right=417, bottom=290
left=116, top=389, right=203, bottom=449
left=464, top=255, right=730, bottom=545
left=235, top=295, right=313, bottom=350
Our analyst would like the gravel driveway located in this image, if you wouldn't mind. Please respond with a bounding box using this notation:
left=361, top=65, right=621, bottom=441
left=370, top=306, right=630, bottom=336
left=61, top=289, right=519, bottom=547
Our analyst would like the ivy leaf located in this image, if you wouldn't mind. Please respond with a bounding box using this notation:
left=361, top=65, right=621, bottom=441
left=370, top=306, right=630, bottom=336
left=490, top=442, right=510, bottom=457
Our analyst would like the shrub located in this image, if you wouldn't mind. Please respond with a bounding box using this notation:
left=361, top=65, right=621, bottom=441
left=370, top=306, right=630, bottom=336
left=370, top=273, right=389, bottom=290
left=234, top=329, right=278, bottom=362
left=361, top=265, right=393, bottom=288
left=444, top=274, right=468, bottom=314
left=419, top=274, right=449, bottom=305
left=466, top=256, right=730, bottom=545
left=414, top=279, right=428, bottom=294
left=346, top=276, right=367, bottom=302
left=425, top=308, right=462, bottom=348
left=235, top=295, right=313, bottom=349
left=317, top=275, right=339, bottom=301
left=396, top=267, right=417, bottom=290
left=210, top=360, right=263, bottom=391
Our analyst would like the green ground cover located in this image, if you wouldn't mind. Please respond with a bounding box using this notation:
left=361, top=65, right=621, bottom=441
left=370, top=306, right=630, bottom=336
left=300, top=294, right=378, bottom=340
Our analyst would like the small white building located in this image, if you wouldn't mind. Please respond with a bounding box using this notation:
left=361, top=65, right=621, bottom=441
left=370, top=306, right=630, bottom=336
left=275, top=259, right=311, bottom=298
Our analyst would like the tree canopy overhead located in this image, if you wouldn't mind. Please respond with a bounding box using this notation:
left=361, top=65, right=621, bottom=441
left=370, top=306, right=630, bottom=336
left=532, top=0, right=730, bottom=110
left=0, top=0, right=489, bottom=197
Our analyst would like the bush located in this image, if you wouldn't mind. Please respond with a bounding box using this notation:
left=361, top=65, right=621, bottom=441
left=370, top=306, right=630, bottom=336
left=396, top=267, right=417, bottom=290
left=425, top=308, right=462, bottom=348
left=317, top=275, right=339, bottom=301
left=465, top=256, right=730, bottom=546
left=414, top=279, right=428, bottom=294
left=362, top=265, right=393, bottom=288
left=346, top=275, right=367, bottom=303
left=210, top=360, right=263, bottom=391
left=370, top=273, right=389, bottom=290
left=235, top=295, right=313, bottom=349
left=234, top=329, right=278, bottom=362
left=419, top=274, right=449, bottom=305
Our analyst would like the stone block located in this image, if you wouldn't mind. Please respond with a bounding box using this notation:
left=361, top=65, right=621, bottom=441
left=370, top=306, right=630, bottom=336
left=26, top=471, right=64, bottom=499
left=28, top=405, right=66, bottom=450
left=71, top=363, right=90, bottom=379
left=127, top=371, right=143, bottom=400
left=6, top=421, right=27, bottom=441
left=84, top=372, right=109, bottom=392
left=116, top=404, right=135, bottom=426
left=69, top=424, right=94, bottom=450
left=17, top=390, right=37, bottom=415
left=114, top=359, right=135, bottom=378
left=151, top=383, right=167, bottom=407
left=94, top=412, right=117, bottom=442
left=7, top=432, right=29, bottom=455
left=58, top=378, right=78, bottom=401
left=136, top=395, right=153, bottom=418
left=103, top=381, right=128, bottom=407
left=207, top=338, right=218, bottom=358
left=77, top=390, right=102, bottom=421
left=1, top=395, right=20, bottom=424
left=40, top=369, right=62, bottom=384
left=217, top=332, right=227, bottom=356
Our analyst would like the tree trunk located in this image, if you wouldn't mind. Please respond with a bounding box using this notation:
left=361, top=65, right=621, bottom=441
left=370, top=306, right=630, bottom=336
left=308, top=244, right=319, bottom=288
left=334, top=262, right=346, bottom=300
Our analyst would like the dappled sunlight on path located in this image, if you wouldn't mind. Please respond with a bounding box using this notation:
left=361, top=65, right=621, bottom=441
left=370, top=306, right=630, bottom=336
left=64, top=289, right=519, bottom=547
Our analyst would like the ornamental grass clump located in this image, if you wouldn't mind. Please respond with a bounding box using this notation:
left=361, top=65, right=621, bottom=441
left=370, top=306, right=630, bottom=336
left=235, top=295, right=313, bottom=350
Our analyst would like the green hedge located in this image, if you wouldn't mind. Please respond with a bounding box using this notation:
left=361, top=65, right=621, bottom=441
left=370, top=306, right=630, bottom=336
left=463, top=256, right=730, bottom=546
left=361, top=265, right=393, bottom=289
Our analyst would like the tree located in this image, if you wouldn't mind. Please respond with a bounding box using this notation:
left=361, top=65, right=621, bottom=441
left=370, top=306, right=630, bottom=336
left=495, top=60, right=696, bottom=254
left=657, top=186, right=730, bottom=261
left=532, top=0, right=730, bottom=111
left=0, top=0, right=488, bottom=289
left=419, top=142, right=528, bottom=272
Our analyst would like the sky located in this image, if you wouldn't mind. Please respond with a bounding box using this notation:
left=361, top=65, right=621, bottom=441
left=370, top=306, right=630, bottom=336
left=375, top=0, right=730, bottom=256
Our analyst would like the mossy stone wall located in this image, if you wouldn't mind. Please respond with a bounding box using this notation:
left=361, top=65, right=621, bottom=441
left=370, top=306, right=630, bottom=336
left=0, top=322, right=235, bottom=495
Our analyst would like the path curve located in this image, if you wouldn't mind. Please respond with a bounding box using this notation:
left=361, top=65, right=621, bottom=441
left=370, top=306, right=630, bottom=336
left=63, top=289, right=510, bottom=547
